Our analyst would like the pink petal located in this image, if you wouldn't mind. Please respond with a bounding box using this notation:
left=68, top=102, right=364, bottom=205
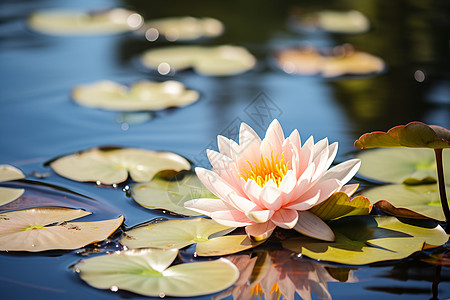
left=320, top=159, right=361, bottom=185
left=325, top=142, right=338, bottom=170
left=286, top=190, right=320, bottom=211
left=229, top=193, right=259, bottom=212
left=271, top=208, right=299, bottom=229
left=245, top=222, right=276, bottom=239
left=246, top=209, right=274, bottom=223
left=302, top=178, right=342, bottom=206
left=243, top=179, right=264, bottom=207
left=297, top=136, right=314, bottom=175
left=260, top=119, right=285, bottom=158
left=293, top=211, right=335, bottom=241
left=339, top=184, right=359, bottom=196
left=217, top=135, right=238, bottom=158
left=236, top=123, right=262, bottom=168
left=310, top=141, right=330, bottom=182
left=184, top=198, right=233, bottom=216
left=211, top=210, right=254, bottom=227
left=260, top=180, right=283, bottom=210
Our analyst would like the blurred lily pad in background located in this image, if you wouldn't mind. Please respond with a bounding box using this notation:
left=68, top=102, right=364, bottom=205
left=28, top=8, right=143, bottom=35
left=140, top=45, right=257, bottom=76
left=136, top=16, right=224, bottom=41
left=72, top=80, right=200, bottom=111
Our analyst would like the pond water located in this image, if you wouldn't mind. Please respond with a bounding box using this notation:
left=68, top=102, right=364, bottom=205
left=1, top=0, right=449, bottom=299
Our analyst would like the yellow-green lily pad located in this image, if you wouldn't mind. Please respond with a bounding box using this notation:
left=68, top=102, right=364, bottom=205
left=291, top=9, right=370, bottom=34
left=28, top=8, right=143, bottom=36
left=138, top=16, right=224, bottom=41
left=131, top=172, right=214, bottom=216
left=141, top=45, right=256, bottom=76
left=74, top=248, right=239, bottom=297
left=0, top=165, right=25, bottom=206
left=282, top=215, right=448, bottom=265
left=355, top=147, right=449, bottom=184
left=72, top=80, right=200, bottom=111
left=121, top=218, right=261, bottom=256
left=355, top=122, right=450, bottom=149
left=0, top=207, right=123, bottom=252
left=49, top=147, right=191, bottom=185
left=309, top=191, right=372, bottom=220
left=360, top=184, right=450, bottom=221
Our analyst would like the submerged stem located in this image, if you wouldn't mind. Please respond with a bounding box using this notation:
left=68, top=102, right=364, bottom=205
left=434, top=148, right=450, bottom=229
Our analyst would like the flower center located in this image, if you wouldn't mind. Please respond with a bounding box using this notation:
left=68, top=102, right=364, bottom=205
left=240, top=152, right=289, bottom=187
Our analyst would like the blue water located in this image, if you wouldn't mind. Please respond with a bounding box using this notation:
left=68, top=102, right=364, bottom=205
left=1, top=0, right=449, bottom=299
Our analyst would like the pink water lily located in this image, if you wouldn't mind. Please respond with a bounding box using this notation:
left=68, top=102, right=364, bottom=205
left=185, top=120, right=360, bottom=241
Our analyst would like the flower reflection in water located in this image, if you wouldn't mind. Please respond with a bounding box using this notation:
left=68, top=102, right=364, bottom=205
left=214, top=250, right=356, bottom=300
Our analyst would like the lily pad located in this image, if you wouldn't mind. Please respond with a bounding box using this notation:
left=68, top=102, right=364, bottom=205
left=72, top=80, right=200, bottom=111
left=0, top=165, right=25, bottom=206
left=74, top=248, right=239, bottom=297
left=141, top=45, right=257, bottom=76
left=28, top=8, right=143, bottom=35
left=0, top=207, right=123, bottom=252
left=49, top=147, right=191, bottom=185
left=131, top=172, right=214, bottom=216
left=360, top=184, right=450, bottom=221
left=291, top=9, right=370, bottom=34
left=355, top=147, right=450, bottom=184
left=138, top=16, right=224, bottom=41
left=0, top=165, right=25, bottom=181
left=354, top=121, right=450, bottom=149
left=282, top=215, right=448, bottom=265
left=121, top=218, right=261, bottom=256
left=309, top=191, right=372, bottom=220
left=275, top=44, right=384, bottom=77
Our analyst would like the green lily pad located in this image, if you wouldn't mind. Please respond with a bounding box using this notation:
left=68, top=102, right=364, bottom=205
left=0, top=165, right=25, bottom=206
left=74, top=248, right=239, bottom=297
left=141, top=45, right=256, bottom=76
left=355, top=147, right=450, bottom=184
left=121, top=218, right=260, bottom=255
left=360, top=184, right=450, bottom=221
left=72, top=80, right=200, bottom=111
left=0, top=207, right=123, bottom=252
left=28, top=8, right=143, bottom=36
left=49, top=147, right=191, bottom=185
left=131, top=172, right=215, bottom=216
left=282, top=215, right=448, bottom=265
left=354, top=121, right=450, bottom=149
left=137, top=16, right=224, bottom=41
left=309, top=191, right=372, bottom=220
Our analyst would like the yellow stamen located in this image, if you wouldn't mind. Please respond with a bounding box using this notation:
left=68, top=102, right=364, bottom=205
left=240, top=152, right=290, bottom=188
left=249, top=283, right=264, bottom=298
left=270, top=283, right=282, bottom=300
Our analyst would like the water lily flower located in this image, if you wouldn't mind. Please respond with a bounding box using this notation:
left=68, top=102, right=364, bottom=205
left=185, top=120, right=360, bottom=241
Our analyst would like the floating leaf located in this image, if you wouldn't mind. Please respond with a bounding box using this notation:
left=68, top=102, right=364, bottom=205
left=28, top=8, right=143, bottom=35
left=282, top=215, right=448, bottom=265
left=121, top=218, right=260, bottom=255
left=137, top=16, right=224, bottom=41
left=360, top=184, right=450, bottom=221
left=49, top=147, right=191, bottom=185
left=355, top=147, right=450, bottom=184
left=275, top=44, right=384, bottom=77
left=0, top=207, right=123, bottom=252
left=0, top=165, right=25, bottom=181
left=290, top=9, right=370, bottom=34
left=72, top=80, right=200, bottom=111
left=354, top=121, right=450, bottom=149
left=75, top=248, right=239, bottom=297
left=141, top=45, right=256, bottom=76
left=131, top=172, right=214, bottom=216
left=309, top=191, right=372, bottom=220
left=0, top=165, right=25, bottom=206
left=196, top=234, right=263, bottom=257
